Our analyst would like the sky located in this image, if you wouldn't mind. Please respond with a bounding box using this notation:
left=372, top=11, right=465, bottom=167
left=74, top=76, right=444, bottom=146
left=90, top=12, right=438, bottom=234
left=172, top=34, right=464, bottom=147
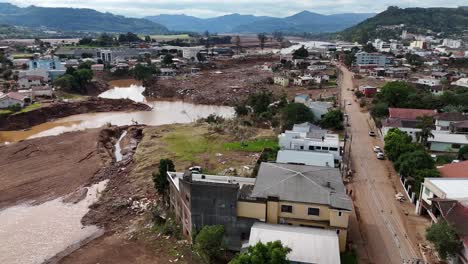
left=5, top=0, right=465, bottom=18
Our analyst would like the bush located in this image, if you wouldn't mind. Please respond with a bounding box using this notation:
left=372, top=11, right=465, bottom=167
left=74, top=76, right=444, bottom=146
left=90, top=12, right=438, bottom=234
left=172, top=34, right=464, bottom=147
left=280, top=103, right=315, bottom=130
left=153, top=159, right=175, bottom=194
left=426, top=220, right=462, bottom=260
left=193, top=225, right=225, bottom=263
left=320, top=109, right=344, bottom=130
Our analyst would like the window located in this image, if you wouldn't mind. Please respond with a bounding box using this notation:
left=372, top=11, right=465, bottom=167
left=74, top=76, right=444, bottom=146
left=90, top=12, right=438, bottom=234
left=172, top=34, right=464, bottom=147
left=322, top=147, right=329, bottom=151
left=336, top=230, right=340, bottom=235
left=281, top=205, right=293, bottom=213
left=185, top=195, right=190, bottom=202
left=300, top=146, right=304, bottom=150
left=329, top=147, right=338, bottom=151
left=452, top=144, right=461, bottom=149
left=338, top=212, right=342, bottom=217
left=424, top=187, right=431, bottom=196
left=308, top=146, right=315, bottom=151
left=308, top=208, right=320, bottom=216
left=316, top=146, right=322, bottom=150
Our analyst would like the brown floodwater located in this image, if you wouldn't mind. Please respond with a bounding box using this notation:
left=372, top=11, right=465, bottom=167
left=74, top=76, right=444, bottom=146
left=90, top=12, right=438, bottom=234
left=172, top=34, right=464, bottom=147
left=0, top=85, right=234, bottom=143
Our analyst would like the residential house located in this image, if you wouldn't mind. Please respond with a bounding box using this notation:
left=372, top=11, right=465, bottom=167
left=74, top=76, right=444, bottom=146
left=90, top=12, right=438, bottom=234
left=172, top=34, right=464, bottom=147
left=442, top=39, right=463, bottom=49
left=308, top=64, right=327, bottom=71
left=31, top=85, right=53, bottom=98
left=181, top=46, right=204, bottom=61
left=248, top=223, right=341, bottom=264
left=159, top=68, right=177, bottom=77
left=429, top=86, right=445, bottom=96
left=293, top=75, right=314, bottom=86
left=358, top=85, right=377, bottom=97
left=278, top=123, right=342, bottom=162
left=452, top=78, right=468, bottom=88
left=416, top=78, right=441, bottom=87
left=314, top=74, right=330, bottom=84
left=18, top=75, right=44, bottom=89
left=451, top=121, right=468, bottom=134
left=274, top=76, right=290, bottom=87
left=308, top=101, right=333, bottom=121
left=382, top=108, right=438, bottom=140
left=18, top=68, right=49, bottom=82
left=239, top=163, right=353, bottom=252
left=0, top=92, right=26, bottom=108
left=276, top=150, right=335, bottom=167
left=428, top=133, right=468, bottom=153
left=91, top=64, right=105, bottom=72
left=294, top=94, right=310, bottom=104
left=435, top=113, right=467, bottom=131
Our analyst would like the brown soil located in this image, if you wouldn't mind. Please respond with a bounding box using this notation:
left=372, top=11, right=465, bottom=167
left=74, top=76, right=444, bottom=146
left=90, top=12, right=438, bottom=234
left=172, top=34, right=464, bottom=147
left=147, top=56, right=285, bottom=105
left=0, top=97, right=151, bottom=131
left=0, top=128, right=117, bottom=209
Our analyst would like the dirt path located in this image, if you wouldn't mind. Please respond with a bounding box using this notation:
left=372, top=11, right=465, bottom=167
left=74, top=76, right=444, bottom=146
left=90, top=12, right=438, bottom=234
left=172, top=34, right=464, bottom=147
left=339, top=66, right=429, bottom=263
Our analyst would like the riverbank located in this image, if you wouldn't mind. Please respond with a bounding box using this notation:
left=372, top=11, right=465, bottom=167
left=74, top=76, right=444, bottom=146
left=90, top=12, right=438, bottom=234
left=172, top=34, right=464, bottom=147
left=0, top=97, right=151, bottom=131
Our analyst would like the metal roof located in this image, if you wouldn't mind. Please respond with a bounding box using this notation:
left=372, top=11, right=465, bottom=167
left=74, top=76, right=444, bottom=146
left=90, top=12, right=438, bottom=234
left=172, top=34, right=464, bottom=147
left=251, top=163, right=352, bottom=211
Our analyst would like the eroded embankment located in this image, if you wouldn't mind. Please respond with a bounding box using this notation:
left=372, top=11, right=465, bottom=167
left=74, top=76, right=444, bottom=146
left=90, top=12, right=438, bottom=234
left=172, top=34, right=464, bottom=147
left=0, top=97, right=151, bottom=131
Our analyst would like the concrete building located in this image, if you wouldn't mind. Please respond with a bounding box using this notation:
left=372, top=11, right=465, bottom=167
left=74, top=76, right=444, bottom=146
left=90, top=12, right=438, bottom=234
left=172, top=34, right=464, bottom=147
left=276, top=150, right=336, bottom=167
left=0, top=92, right=26, bottom=108
left=278, top=123, right=342, bottom=162
left=416, top=78, right=441, bottom=87
left=355, top=52, right=392, bottom=68
left=308, top=101, right=333, bottom=120
left=274, top=76, right=290, bottom=87
left=17, top=75, right=44, bottom=89
left=442, top=39, right=463, bottom=49
left=382, top=108, right=437, bottom=140
left=435, top=113, right=467, bottom=131
left=428, top=133, right=468, bottom=153
left=181, top=46, right=204, bottom=61
left=452, top=78, right=468, bottom=88
left=248, top=223, right=341, bottom=264
left=239, top=163, right=353, bottom=252
left=410, top=40, right=428, bottom=49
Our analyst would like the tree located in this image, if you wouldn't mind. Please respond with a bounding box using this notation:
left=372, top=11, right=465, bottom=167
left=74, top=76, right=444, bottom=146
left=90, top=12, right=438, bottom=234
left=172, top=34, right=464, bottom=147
left=363, top=43, right=377, bottom=53
left=74, top=69, right=93, bottom=87
left=320, top=110, right=344, bottom=130
left=426, top=220, right=462, bottom=261
left=144, top=35, right=152, bottom=42
left=273, top=31, right=284, bottom=42
left=292, top=45, right=309, bottom=59
left=344, top=52, right=356, bottom=67
left=163, top=54, right=174, bottom=65
left=384, top=128, right=414, bottom=161
left=459, top=145, right=468, bottom=160
left=53, top=74, right=77, bottom=92
left=416, top=115, right=434, bottom=146
left=370, top=102, right=389, bottom=118
left=230, top=241, right=291, bottom=264
left=281, top=103, right=315, bottom=130
left=247, top=91, right=273, bottom=114
left=234, top=104, right=249, bottom=116
left=193, top=225, right=225, bottom=263
left=196, top=52, right=206, bottom=62
left=257, top=33, right=267, bottom=51
left=133, top=64, right=153, bottom=82
left=152, top=159, right=175, bottom=194
left=394, top=150, right=435, bottom=177
left=234, top=35, right=242, bottom=55
left=378, top=81, right=415, bottom=107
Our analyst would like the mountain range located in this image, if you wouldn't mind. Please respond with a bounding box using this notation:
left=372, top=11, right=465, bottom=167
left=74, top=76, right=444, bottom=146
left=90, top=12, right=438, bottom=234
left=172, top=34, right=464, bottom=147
left=0, top=3, right=168, bottom=34
left=145, top=11, right=375, bottom=34
left=338, top=6, right=468, bottom=43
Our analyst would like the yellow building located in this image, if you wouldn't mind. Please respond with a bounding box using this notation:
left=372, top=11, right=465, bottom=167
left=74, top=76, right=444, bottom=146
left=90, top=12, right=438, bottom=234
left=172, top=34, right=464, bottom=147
left=237, top=163, right=353, bottom=252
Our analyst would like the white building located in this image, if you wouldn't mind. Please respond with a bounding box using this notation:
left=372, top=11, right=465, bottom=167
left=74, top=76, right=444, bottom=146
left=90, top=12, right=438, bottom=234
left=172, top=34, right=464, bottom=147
left=308, top=101, right=333, bottom=120
left=416, top=78, right=441, bottom=87
left=276, top=150, right=335, bottom=167
left=307, top=64, right=327, bottom=71
left=248, top=223, right=341, bottom=264
left=0, top=92, right=25, bottom=108
left=452, top=78, right=468, bottom=88
left=442, top=39, right=462, bottom=49
left=278, top=125, right=342, bottom=161
left=17, top=75, right=44, bottom=89
left=274, top=76, right=290, bottom=87
left=182, top=46, right=204, bottom=61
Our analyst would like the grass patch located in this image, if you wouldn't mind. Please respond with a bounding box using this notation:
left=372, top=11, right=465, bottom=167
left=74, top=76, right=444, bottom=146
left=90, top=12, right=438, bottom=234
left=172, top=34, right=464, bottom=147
left=224, top=138, right=278, bottom=152
left=12, top=53, right=34, bottom=59
left=0, top=109, right=12, bottom=116
left=340, top=250, right=358, bottom=264
left=18, top=103, right=42, bottom=113
left=55, top=91, right=87, bottom=100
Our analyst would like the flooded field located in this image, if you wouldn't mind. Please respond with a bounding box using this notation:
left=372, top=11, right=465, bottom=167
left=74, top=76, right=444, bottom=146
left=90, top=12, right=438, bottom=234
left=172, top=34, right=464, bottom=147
left=0, top=181, right=108, bottom=264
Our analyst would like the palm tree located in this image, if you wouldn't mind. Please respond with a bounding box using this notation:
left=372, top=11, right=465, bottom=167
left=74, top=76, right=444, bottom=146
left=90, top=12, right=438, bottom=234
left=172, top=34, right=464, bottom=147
left=416, top=115, right=435, bottom=146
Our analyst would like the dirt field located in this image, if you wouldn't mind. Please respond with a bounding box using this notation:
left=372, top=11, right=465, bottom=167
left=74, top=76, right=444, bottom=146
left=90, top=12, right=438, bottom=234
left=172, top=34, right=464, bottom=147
left=0, top=129, right=113, bottom=209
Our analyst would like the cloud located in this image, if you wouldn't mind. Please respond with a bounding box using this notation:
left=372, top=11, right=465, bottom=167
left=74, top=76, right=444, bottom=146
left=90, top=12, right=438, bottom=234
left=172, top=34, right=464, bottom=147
left=5, top=0, right=463, bottom=18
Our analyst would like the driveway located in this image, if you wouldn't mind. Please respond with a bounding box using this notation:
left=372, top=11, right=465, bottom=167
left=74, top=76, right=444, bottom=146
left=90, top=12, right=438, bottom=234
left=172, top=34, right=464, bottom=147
left=339, top=66, right=429, bottom=264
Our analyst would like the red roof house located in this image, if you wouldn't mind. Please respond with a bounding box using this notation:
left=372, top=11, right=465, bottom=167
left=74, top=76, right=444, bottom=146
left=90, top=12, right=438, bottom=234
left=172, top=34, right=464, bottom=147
left=388, top=108, right=437, bottom=120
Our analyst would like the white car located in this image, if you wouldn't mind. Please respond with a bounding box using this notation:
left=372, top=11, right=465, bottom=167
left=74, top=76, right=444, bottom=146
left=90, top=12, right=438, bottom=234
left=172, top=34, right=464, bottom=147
left=373, top=146, right=382, bottom=153
left=377, top=152, right=385, bottom=160
left=347, top=102, right=352, bottom=106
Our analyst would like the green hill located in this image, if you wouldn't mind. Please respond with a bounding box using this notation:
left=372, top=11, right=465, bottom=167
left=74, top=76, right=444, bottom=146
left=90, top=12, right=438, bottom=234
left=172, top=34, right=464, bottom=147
left=0, top=3, right=168, bottom=34
left=337, top=6, right=468, bottom=43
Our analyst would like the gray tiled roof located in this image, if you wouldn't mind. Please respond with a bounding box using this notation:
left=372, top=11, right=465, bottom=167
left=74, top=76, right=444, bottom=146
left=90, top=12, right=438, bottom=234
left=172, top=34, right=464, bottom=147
left=251, top=163, right=352, bottom=211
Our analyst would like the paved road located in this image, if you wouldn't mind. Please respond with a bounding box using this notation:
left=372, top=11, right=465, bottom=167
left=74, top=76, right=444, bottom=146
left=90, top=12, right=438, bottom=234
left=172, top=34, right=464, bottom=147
left=339, top=66, right=427, bottom=264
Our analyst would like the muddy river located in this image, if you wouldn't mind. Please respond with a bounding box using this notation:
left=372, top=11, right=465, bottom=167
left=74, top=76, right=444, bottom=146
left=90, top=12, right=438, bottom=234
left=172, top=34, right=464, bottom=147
left=0, top=84, right=234, bottom=143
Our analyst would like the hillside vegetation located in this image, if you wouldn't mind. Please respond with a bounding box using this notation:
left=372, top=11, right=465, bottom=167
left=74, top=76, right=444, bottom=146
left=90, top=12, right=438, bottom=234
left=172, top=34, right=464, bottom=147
left=338, top=6, right=468, bottom=43
left=0, top=3, right=168, bottom=34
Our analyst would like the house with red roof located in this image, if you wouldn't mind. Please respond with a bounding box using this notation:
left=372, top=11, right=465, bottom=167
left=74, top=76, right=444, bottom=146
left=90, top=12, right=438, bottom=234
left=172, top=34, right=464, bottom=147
left=17, top=75, right=45, bottom=89
left=382, top=108, right=438, bottom=141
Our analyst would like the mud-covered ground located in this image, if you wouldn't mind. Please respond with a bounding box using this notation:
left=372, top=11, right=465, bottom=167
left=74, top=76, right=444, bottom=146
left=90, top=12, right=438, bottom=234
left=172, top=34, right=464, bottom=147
left=0, top=98, right=151, bottom=131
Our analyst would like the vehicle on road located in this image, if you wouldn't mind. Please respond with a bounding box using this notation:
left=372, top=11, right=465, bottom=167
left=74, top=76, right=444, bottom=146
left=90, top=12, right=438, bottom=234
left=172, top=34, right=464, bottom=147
left=189, top=166, right=202, bottom=173
left=369, top=131, right=376, bottom=137
left=373, top=146, right=382, bottom=153
left=347, top=102, right=352, bottom=105
left=377, top=152, right=385, bottom=160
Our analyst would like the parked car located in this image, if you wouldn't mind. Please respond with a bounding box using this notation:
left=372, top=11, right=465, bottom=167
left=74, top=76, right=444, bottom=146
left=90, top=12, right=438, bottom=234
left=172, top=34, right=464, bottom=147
left=189, top=166, right=202, bottom=173
left=377, top=152, right=385, bottom=160
left=373, top=146, right=382, bottom=153
left=369, top=131, right=376, bottom=137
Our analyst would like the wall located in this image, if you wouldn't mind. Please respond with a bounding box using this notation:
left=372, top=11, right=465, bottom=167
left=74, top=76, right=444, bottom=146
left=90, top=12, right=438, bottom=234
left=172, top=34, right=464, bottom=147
left=237, top=201, right=266, bottom=221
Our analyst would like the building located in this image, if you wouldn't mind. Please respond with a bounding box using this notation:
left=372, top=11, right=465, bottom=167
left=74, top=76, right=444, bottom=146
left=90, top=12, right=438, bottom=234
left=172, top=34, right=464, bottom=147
left=28, top=57, right=65, bottom=71
left=240, top=163, right=352, bottom=252
left=0, top=92, right=26, bottom=108
left=91, top=64, right=105, bottom=72
left=438, top=161, right=468, bottom=178
left=294, top=94, right=310, bottom=104
left=248, top=223, right=341, bottom=264
left=382, top=108, right=437, bottom=140
left=276, top=150, right=336, bottom=167
left=181, top=46, right=204, bottom=61
left=17, top=75, right=44, bottom=89
left=416, top=78, right=441, bottom=87
left=293, top=75, right=314, bottom=86
left=355, top=52, right=392, bottom=68
left=410, top=40, right=428, bottom=49
left=31, top=85, right=53, bottom=98
left=452, top=78, right=468, bottom=88
left=274, top=76, right=290, bottom=87
left=308, top=101, right=333, bottom=120
left=308, top=64, right=327, bottom=71
left=167, top=171, right=257, bottom=250
left=358, top=85, right=377, bottom=97
left=278, top=123, right=342, bottom=162
left=435, top=113, right=467, bottom=131
left=428, top=133, right=468, bottom=153
left=442, top=39, right=463, bottom=49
